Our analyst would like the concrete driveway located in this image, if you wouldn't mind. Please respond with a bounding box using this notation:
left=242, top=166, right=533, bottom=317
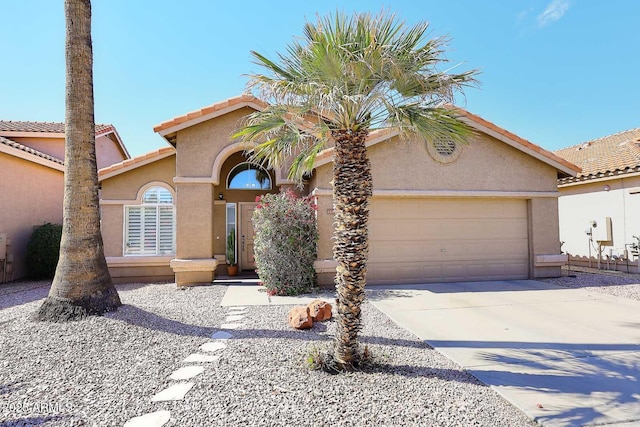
left=367, top=280, right=640, bottom=427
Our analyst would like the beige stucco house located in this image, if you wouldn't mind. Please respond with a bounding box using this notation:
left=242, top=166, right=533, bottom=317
left=0, top=121, right=129, bottom=281
left=555, top=128, right=640, bottom=272
left=98, top=94, right=580, bottom=286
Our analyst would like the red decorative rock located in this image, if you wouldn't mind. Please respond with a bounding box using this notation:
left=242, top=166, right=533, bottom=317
left=307, top=299, right=332, bottom=322
left=288, top=306, right=313, bottom=329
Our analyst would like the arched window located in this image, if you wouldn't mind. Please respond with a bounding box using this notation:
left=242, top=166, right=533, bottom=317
left=227, top=163, right=271, bottom=190
left=124, top=186, right=175, bottom=256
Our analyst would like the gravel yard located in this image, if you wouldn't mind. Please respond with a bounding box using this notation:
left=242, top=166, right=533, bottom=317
left=541, top=268, right=640, bottom=301
left=2, top=270, right=638, bottom=426
left=0, top=280, right=537, bottom=427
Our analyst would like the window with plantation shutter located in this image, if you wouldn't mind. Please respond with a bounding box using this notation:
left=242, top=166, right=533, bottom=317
left=125, top=186, right=175, bottom=256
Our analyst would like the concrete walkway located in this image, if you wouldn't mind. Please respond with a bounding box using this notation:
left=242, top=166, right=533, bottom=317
left=218, top=279, right=333, bottom=306
left=368, top=280, right=640, bottom=427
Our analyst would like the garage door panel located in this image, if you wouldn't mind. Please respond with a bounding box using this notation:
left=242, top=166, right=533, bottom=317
left=483, top=219, right=528, bottom=237
left=498, top=240, right=529, bottom=258
left=367, top=198, right=529, bottom=284
left=458, top=240, right=528, bottom=258
left=479, top=199, right=526, bottom=217
left=370, top=239, right=528, bottom=261
left=399, top=199, right=528, bottom=220
left=368, top=262, right=444, bottom=285
left=372, top=220, right=454, bottom=240
left=371, top=241, right=443, bottom=262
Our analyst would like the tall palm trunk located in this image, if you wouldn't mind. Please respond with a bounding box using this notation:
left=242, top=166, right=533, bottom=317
left=332, top=129, right=372, bottom=369
left=35, top=0, right=121, bottom=321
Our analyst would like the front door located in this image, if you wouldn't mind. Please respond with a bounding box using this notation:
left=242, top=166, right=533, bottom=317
left=239, top=202, right=257, bottom=270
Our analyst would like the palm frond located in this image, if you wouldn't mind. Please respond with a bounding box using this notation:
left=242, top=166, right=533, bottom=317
left=286, top=138, right=328, bottom=182
left=233, top=106, right=330, bottom=179
left=387, top=103, right=476, bottom=145
left=235, top=9, right=480, bottom=183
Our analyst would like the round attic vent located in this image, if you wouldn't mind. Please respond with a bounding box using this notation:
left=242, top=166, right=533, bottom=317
left=427, top=138, right=462, bottom=164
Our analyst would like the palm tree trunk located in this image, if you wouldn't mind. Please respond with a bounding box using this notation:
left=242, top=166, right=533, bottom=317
left=331, top=129, right=372, bottom=370
left=34, top=0, right=121, bottom=321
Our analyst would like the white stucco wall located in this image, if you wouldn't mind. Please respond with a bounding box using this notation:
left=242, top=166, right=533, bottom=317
left=558, top=175, right=640, bottom=259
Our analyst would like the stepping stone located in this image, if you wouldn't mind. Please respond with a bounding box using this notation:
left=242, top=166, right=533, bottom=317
left=151, top=383, right=194, bottom=402
left=200, top=341, right=227, bottom=352
left=221, top=322, right=244, bottom=330
left=124, top=410, right=171, bottom=427
left=211, top=331, right=233, bottom=340
left=183, top=353, right=220, bottom=363
left=227, top=310, right=247, bottom=316
left=169, top=366, right=205, bottom=380
left=225, top=314, right=245, bottom=322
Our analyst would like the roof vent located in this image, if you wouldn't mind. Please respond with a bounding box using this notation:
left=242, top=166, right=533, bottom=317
left=576, top=141, right=592, bottom=151
left=624, top=138, right=640, bottom=149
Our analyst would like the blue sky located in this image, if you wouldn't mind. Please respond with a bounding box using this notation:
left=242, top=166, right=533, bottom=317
left=1, top=1, right=638, bottom=157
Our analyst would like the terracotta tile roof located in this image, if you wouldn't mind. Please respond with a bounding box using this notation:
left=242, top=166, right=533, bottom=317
left=153, top=94, right=267, bottom=134
left=96, top=124, right=114, bottom=135
left=0, top=121, right=113, bottom=135
left=450, top=107, right=581, bottom=175
left=554, top=128, right=640, bottom=183
left=98, top=146, right=175, bottom=179
left=0, top=135, right=64, bottom=165
left=154, top=94, right=580, bottom=177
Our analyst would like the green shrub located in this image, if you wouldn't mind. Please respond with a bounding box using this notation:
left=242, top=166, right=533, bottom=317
left=26, top=223, right=62, bottom=279
left=253, top=191, right=318, bottom=296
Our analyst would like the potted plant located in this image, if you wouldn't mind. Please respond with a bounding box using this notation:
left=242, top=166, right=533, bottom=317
left=226, top=229, right=238, bottom=276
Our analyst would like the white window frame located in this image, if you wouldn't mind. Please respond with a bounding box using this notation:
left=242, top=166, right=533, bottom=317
left=124, top=186, right=175, bottom=256
left=226, top=162, right=272, bottom=190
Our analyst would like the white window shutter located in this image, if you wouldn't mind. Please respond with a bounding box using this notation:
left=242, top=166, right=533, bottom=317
left=125, top=207, right=142, bottom=255
left=158, top=206, right=175, bottom=254
left=124, top=186, right=175, bottom=256
left=143, top=206, right=157, bottom=254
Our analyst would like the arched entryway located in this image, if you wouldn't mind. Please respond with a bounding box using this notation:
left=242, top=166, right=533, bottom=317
left=215, top=152, right=279, bottom=273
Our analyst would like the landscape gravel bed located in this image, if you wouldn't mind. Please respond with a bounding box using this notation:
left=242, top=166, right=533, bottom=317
left=541, top=269, right=640, bottom=301
left=0, top=281, right=535, bottom=426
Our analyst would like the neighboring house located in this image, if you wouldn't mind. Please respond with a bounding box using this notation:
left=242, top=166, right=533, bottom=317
left=555, top=128, right=640, bottom=272
left=0, top=121, right=130, bottom=281
left=99, top=94, right=579, bottom=286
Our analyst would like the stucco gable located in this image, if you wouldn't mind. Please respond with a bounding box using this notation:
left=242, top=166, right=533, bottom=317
left=98, top=146, right=175, bottom=181
left=0, top=135, right=64, bottom=171
left=154, top=94, right=268, bottom=144
left=452, top=107, right=580, bottom=177
left=313, top=109, right=579, bottom=179
left=312, top=129, right=563, bottom=194
left=0, top=121, right=130, bottom=162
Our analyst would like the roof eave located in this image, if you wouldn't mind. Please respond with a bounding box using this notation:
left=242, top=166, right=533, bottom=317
left=451, top=109, right=581, bottom=177
left=0, top=126, right=131, bottom=160
left=0, top=130, right=65, bottom=138
left=97, top=127, right=131, bottom=160
left=153, top=96, right=267, bottom=142
left=558, top=166, right=640, bottom=187
left=98, top=147, right=176, bottom=181
left=0, top=141, right=65, bottom=172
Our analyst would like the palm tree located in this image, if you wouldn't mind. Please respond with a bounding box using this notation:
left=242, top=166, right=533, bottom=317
left=234, top=10, right=477, bottom=371
left=35, top=0, right=121, bottom=321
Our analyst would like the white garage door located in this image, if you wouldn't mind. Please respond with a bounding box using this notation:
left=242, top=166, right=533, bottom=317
left=368, top=198, right=529, bottom=285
